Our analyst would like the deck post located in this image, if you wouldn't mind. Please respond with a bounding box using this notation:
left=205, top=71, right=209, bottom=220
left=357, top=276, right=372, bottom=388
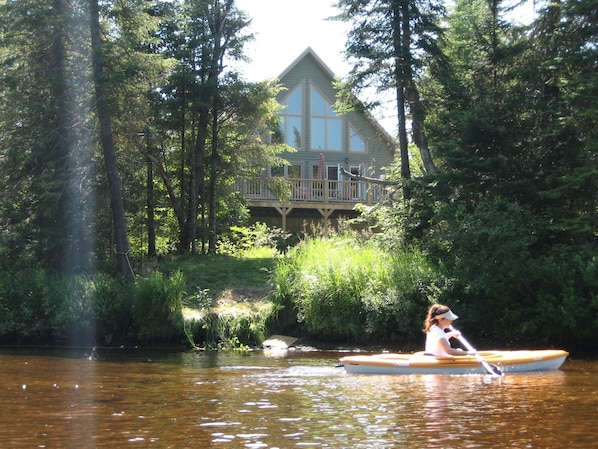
left=274, top=205, right=294, bottom=231
left=316, top=207, right=334, bottom=235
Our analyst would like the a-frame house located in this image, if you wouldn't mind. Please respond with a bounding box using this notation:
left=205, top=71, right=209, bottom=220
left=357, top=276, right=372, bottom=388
left=236, top=48, right=396, bottom=231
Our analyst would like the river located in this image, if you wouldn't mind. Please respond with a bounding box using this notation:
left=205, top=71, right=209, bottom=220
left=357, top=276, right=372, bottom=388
left=0, top=347, right=596, bottom=448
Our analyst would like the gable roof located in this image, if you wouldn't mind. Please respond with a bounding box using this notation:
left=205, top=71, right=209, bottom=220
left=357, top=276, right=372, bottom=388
left=278, top=47, right=336, bottom=80
left=277, top=47, right=397, bottom=150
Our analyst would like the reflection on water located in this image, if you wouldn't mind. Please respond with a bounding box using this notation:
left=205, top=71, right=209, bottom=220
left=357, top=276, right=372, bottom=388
left=0, top=348, right=596, bottom=448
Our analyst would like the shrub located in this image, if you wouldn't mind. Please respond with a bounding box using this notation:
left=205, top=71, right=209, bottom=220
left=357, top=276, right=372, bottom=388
left=89, top=273, right=133, bottom=345
left=0, top=269, right=57, bottom=342
left=218, top=222, right=297, bottom=255
left=0, top=270, right=138, bottom=346
left=132, top=271, right=185, bottom=343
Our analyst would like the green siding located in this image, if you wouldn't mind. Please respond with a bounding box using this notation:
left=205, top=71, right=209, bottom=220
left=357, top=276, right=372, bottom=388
left=276, top=49, right=396, bottom=179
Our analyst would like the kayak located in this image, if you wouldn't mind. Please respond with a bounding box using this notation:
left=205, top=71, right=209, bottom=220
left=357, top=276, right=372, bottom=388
left=339, top=350, right=569, bottom=375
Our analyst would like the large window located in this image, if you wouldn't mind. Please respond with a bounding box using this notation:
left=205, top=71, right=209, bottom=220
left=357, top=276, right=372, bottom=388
left=310, top=86, right=342, bottom=151
left=349, top=126, right=366, bottom=152
left=280, top=85, right=303, bottom=148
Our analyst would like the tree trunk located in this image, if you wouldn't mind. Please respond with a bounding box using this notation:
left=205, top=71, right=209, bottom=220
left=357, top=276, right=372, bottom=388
left=49, top=0, right=73, bottom=272
left=178, top=89, right=190, bottom=253
left=400, top=0, right=437, bottom=175
left=406, top=86, right=437, bottom=174
left=208, top=97, right=219, bottom=254
left=392, top=1, right=411, bottom=182
left=146, top=158, right=156, bottom=258
left=88, top=0, right=133, bottom=281
left=193, top=102, right=209, bottom=253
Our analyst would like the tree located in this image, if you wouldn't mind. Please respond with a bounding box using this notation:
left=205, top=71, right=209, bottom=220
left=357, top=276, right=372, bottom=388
left=88, top=0, right=135, bottom=280
left=409, top=0, right=597, bottom=343
left=0, top=0, right=168, bottom=276
left=200, top=0, right=248, bottom=253
left=522, top=0, right=598, bottom=247
left=0, top=0, right=97, bottom=274
left=149, top=0, right=287, bottom=254
left=421, top=0, right=534, bottom=201
left=422, top=0, right=596, bottom=246
left=150, top=0, right=251, bottom=253
left=334, top=0, right=442, bottom=181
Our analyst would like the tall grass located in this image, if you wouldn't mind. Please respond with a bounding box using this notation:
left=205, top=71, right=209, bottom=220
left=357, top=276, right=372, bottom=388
left=270, top=237, right=439, bottom=343
left=132, top=271, right=185, bottom=343
left=184, top=300, right=275, bottom=350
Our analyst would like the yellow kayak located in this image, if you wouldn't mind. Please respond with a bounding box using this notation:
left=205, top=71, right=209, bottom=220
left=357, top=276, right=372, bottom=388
left=339, top=350, right=569, bottom=375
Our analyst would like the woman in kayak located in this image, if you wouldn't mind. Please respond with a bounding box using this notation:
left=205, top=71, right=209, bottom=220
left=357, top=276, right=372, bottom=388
left=423, top=304, right=475, bottom=357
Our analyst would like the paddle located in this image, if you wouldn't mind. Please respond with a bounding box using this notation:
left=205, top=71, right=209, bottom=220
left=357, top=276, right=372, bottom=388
left=450, top=327, right=503, bottom=376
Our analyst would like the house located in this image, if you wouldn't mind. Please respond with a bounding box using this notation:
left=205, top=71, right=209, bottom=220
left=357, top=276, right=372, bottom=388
left=236, top=48, right=397, bottom=231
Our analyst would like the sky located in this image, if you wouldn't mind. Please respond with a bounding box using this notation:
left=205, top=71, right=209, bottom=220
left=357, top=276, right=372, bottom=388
left=234, top=0, right=350, bottom=82
left=233, top=0, right=397, bottom=131
left=233, top=0, right=538, bottom=134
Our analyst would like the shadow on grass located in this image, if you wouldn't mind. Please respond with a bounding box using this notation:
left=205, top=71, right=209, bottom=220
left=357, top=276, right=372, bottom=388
left=157, top=253, right=277, bottom=302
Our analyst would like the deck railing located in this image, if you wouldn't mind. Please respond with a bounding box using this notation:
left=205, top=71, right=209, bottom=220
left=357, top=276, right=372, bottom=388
left=234, top=178, right=389, bottom=205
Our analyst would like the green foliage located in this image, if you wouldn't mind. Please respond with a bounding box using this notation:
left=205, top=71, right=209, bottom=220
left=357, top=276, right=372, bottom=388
left=270, top=236, right=440, bottom=342
left=0, top=0, right=595, bottom=353
left=376, top=0, right=598, bottom=351
left=218, top=223, right=296, bottom=255
left=0, top=253, right=278, bottom=348
left=87, top=273, right=135, bottom=344
left=503, top=250, right=598, bottom=351
left=182, top=289, right=274, bottom=350
left=0, top=0, right=97, bottom=274
left=132, top=271, right=185, bottom=343
left=430, top=197, right=537, bottom=300
left=0, top=270, right=132, bottom=345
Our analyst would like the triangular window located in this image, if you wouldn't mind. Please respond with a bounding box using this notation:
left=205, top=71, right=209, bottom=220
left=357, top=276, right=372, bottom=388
left=349, top=126, right=366, bottom=153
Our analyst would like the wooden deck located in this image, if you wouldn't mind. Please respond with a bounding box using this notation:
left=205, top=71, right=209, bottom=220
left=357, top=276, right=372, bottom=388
left=234, top=178, right=389, bottom=229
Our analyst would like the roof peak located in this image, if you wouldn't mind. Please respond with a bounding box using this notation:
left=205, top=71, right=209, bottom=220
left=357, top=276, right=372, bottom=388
left=277, top=47, right=336, bottom=80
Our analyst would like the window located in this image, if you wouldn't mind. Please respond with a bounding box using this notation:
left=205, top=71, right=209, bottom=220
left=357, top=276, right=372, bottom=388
left=310, top=86, right=342, bottom=151
left=271, top=164, right=302, bottom=178
left=312, top=165, right=338, bottom=180
left=288, top=164, right=302, bottom=178
left=350, top=126, right=366, bottom=152
left=279, top=85, right=303, bottom=148
left=271, top=166, right=284, bottom=177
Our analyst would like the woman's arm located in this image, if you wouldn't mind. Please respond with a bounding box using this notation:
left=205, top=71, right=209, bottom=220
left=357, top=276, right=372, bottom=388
left=438, top=337, right=475, bottom=356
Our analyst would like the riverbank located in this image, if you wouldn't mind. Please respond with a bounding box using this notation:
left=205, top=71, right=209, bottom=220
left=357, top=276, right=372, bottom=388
left=158, top=246, right=571, bottom=354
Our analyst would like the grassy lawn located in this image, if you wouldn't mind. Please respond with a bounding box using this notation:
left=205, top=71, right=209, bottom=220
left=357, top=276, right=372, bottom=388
left=155, top=248, right=278, bottom=318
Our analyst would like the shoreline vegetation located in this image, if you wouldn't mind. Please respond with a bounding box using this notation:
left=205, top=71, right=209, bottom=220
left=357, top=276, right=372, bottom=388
left=1, top=228, right=595, bottom=356
left=1, top=1, right=595, bottom=358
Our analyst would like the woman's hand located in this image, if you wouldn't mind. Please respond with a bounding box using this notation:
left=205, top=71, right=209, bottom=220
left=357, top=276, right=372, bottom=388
left=446, top=329, right=461, bottom=339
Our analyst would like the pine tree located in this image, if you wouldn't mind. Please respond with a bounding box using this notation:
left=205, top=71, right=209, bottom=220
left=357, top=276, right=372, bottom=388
left=334, top=0, right=443, bottom=180
left=0, top=0, right=96, bottom=274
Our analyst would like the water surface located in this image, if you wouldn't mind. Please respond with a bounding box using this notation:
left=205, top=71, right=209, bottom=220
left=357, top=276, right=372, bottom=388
left=0, top=348, right=596, bottom=448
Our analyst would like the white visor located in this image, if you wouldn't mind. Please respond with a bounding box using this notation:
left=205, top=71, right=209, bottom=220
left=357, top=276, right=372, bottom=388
left=436, top=310, right=458, bottom=321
